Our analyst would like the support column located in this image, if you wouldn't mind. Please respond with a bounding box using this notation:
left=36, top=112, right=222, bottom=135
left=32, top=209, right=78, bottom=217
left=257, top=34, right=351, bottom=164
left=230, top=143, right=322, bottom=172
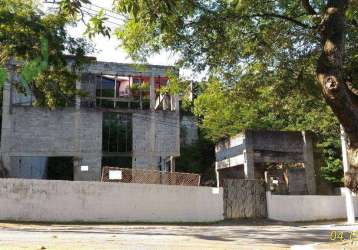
left=302, top=131, right=316, bottom=194
left=73, top=79, right=82, bottom=180
left=73, top=78, right=102, bottom=181
left=215, top=162, right=220, bottom=187
left=149, top=76, right=155, bottom=111
left=73, top=154, right=102, bottom=181
left=1, top=66, right=13, bottom=174
left=162, top=94, right=168, bottom=110
left=341, top=125, right=355, bottom=224
left=169, top=156, right=175, bottom=172
left=75, top=79, right=81, bottom=109
left=160, top=157, right=166, bottom=171
left=171, top=95, right=180, bottom=112
left=243, top=131, right=255, bottom=179
left=0, top=155, right=10, bottom=177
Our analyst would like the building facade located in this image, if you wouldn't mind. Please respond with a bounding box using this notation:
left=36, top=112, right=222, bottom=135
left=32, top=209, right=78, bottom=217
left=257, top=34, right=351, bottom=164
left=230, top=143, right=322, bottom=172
left=215, top=130, right=317, bottom=194
left=0, top=60, right=180, bottom=181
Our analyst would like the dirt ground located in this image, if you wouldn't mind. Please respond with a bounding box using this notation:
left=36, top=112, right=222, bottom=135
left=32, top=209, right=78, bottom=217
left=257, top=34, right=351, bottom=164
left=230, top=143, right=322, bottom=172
left=0, top=220, right=357, bottom=250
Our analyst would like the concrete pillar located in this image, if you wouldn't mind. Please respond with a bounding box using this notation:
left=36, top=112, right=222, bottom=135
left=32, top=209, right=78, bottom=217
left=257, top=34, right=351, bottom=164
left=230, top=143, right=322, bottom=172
left=74, top=79, right=82, bottom=180
left=215, top=163, right=220, bottom=187
left=73, top=154, right=102, bottom=181
left=75, top=79, right=81, bottom=109
left=264, top=171, right=270, bottom=189
left=150, top=112, right=156, bottom=152
left=73, top=78, right=102, bottom=181
left=170, top=156, right=175, bottom=172
left=171, top=95, right=180, bottom=112
left=149, top=76, right=155, bottom=111
left=340, top=125, right=355, bottom=224
left=1, top=66, right=13, bottom=173
left=132, top=111, right=175, bottom=171
left=160, top=157, right=166, bottom=171
left=243, top=131, right=255, bottom=179
left=1, top=155, right=10, bottom=177
left=162, top=94, right=169, bottom=110
left=302, top=131, right=316, bottom=194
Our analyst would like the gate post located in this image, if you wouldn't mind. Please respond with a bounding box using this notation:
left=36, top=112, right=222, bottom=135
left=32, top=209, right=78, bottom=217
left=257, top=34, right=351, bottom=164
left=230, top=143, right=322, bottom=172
left=243, top=131, right=255, bottom=179
left=302, top=131, right=316, bottom=194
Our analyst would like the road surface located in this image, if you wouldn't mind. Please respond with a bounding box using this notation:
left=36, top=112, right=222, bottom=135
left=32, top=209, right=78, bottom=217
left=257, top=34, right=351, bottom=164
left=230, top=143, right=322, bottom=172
left=0, top=220, right=357, bottom=249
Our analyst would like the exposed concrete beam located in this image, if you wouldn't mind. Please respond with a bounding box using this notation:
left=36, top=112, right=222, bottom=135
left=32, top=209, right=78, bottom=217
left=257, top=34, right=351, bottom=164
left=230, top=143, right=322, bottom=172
left=253, top=150, right=304, bottom=163
left=80, top=61, right=176, bottom=77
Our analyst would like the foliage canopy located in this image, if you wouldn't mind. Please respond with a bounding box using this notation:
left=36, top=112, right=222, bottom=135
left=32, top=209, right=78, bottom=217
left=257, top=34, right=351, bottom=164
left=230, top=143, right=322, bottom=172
left=108, top=0, right=358, bottom=185
left=0, top=0, right=92, bottom=107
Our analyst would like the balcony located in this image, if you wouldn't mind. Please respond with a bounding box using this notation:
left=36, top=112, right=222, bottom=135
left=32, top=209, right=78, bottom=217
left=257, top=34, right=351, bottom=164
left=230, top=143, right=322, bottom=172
left=81, top=74, right=177, bottom=112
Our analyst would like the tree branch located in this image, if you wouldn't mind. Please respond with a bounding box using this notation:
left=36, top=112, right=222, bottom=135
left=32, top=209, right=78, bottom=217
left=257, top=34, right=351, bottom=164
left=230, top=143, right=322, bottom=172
left=301, top=0, right=317, bottom=15
left=224, top=12, right=313, bottom=29
left=224, top=10, right=314, bottom=29
left=247, top=13, right=314, bottom=29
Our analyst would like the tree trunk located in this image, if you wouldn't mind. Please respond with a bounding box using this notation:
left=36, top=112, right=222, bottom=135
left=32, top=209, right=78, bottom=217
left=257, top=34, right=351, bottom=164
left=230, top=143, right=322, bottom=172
left=317, top=0, right=358, bottom=192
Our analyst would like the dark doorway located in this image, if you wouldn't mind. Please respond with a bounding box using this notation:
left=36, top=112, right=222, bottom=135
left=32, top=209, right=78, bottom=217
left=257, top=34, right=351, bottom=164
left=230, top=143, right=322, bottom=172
left=47, top=157, right=74, bottom=180
left=102, top=156, right=132, bottom=168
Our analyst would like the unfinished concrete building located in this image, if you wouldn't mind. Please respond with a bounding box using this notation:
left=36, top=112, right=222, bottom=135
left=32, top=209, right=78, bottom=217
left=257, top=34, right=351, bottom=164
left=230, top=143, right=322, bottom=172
left=0, top=60, right=180, bottom=181
left=215, top=130, right=317, bottom=194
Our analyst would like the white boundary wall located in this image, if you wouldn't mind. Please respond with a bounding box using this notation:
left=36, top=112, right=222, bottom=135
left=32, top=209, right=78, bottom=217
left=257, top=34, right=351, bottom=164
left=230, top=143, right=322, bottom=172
left=0, top=179, right=223, bottom=223
left=266, top=191, right=358, bottom=222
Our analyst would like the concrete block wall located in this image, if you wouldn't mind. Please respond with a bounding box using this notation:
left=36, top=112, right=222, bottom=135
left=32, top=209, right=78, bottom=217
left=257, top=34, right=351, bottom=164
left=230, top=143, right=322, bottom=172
left=1, top=107, right=102, bottom=180
left=74, top=154, right=102, bottom=181
left=287, top=168, right=306, bottom=194
left=2, top=97, right=179, bottom=178
left=6, top=107, right=77, bottom=154
left=132, top=111, right=180, bottom=170
left=180, top=115, right=198, bottom=145
left=266, top=191, right=358, bottom=221
left=79, top=73, right=97, bottom=107
left=0, top=178, right=224, bottom=223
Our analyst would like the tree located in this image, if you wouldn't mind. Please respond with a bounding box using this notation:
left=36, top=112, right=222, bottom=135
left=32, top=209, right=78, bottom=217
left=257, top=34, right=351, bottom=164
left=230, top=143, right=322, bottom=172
left=0, top=0, right=92, bottom=108
left=193, top=78, right=339, bottom=141
left=193, top=77, right=344, bottom=185
left=103, top=0, right=357, bottom=191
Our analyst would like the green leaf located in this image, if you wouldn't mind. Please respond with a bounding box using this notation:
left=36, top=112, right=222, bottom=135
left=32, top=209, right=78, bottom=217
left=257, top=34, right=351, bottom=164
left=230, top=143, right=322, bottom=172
left=0, top=67, right=8, bottom=86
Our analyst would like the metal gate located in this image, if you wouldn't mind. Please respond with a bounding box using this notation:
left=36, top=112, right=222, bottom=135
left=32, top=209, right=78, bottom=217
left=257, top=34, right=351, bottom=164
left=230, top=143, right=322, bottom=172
left=223, top=179, right=267, bottom=219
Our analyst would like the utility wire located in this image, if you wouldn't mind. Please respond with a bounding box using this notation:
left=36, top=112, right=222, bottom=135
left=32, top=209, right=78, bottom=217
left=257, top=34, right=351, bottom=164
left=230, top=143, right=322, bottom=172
left=82, top=5, right=126, bottom=23
left=83, top=3, right=127, bottom=21
left=42, top=1, right=127, bottom=24
left=82, top=9, right=122, bottom=26
left=82, top=8, right=120, bottom=24
left=85, top=2, right=122, bottom=15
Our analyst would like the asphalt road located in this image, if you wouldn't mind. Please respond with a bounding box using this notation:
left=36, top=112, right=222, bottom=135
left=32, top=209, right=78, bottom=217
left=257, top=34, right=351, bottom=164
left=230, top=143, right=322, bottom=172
left=0, top=220, right=357, bottom=250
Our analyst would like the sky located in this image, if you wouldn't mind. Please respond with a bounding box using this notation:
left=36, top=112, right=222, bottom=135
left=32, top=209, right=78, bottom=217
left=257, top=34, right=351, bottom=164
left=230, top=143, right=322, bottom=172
left=42, top=0, right=204, bottom=79
left=43, top=1, right=178, bottom=66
